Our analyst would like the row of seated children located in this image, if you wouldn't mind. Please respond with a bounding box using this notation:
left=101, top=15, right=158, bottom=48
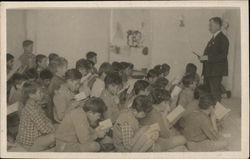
left=6, top=40, right=229, bottom=152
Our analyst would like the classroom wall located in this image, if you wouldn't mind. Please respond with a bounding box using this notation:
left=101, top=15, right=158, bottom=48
left=6, top=8, right=241, bottom=97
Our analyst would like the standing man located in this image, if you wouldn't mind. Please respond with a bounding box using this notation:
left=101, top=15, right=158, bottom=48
left=199, top=17, right=229, bottom=102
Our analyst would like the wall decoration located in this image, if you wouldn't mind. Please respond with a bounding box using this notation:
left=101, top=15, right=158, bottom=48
left=127, top=30, right=143, bottom=48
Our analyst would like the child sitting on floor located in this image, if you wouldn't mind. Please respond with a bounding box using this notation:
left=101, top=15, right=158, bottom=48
left=16, top=81, right=55, bottom=152
left=146, top=69, right=158, bottom=85
left=177, top=75, right=196, bottom=108
left=53, top=69, right=83, bottom=123
left=91, top=62, right=113, bottom=97
left=113, top=95, right=161, bottom=152
left=48, top=57, right=68, bottom=96
left=152, top=77, right=169, bottom=90
left=180, top=95, right=228, bottom=152
left=35, top=54, right=48, bottom=77
left=126, top=80, right=151, bottom=108
left=56, top=97, right=108, bottom=152
left=139, top=88, right=187, bottom=151
left=100, top=72, right=123, bottom=123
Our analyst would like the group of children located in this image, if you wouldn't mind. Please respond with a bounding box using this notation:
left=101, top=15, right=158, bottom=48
left=6, top=40, right=228, bottom=152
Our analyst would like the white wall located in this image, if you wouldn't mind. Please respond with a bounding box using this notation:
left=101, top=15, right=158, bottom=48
left=6, top=8, right=241, bottom=97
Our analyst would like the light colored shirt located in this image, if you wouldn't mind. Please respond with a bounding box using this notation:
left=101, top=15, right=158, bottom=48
left=91, top=78, right=105, bottom=97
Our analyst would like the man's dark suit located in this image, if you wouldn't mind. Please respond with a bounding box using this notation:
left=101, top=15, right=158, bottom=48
left=202, top=31, right=229, bottom=102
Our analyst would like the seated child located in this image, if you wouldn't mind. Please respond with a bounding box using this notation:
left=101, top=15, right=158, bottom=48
left=91, top=62, right=113, bottom=97
left=111, top=61, right=123, bottom=75
left=48, top=57, right=68, bottom=96
left=145, top=69, right=158, bottom=85
left=16, top=81, right=55, bottom=152
left=126, top=80, right=150, bottom=108
left=180, top=95, right=228, bottom=152
left=37, top=69, right=54, bottom=120
left=139, top=88, right=187, bottom=151
left=120, top=62, right=136, bottom=95
left=55, top=97, right=108, bottom=152
left=113, top=95, right=160, bottom=152
left=8, top=73, right=27, bottom=105
left=100, top=71, right=122, bottom=123
left=53, top=69, right=83, bottom=123
left=18, top=40, right=36, bottom=71
left=153, top=65, right=165, bottom=78
left=48, top=53, right=59, bottom=74
left=185, top=63, right=200, bottom=87
left=75, top=58, right=94, bottom=97
left=86, top=51, right=98, bottom=74
left=162, top=63, right=170, bottom=78
left=35, top=54, right=48, bottom=77
left=177, top=75, right=196, bottom=108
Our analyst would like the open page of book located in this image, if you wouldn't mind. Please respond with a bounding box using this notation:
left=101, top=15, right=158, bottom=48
left=98, top=119, right=113, bottom=130
left=7, top=102, right=19, bottom=115
left=214, top=102, right=231, bottom=120
left=166, top=105, right=185, bottom=123
left=74, top=91, right=87, bottom=101
left=171, top=86, right=182, bottom=98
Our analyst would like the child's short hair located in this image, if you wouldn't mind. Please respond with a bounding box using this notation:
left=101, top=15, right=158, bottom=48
left=75, top=58, right=92, bottom=71
left=48, top=53, right=59, bottom=62
left=104, top=72, right=122, bottom=87
left=36, top=54, right=47, bottom=65
left=150, top=88, right=170, bottom=104
left=153, top=65, right=165, bottom=76
left=133, top=80, right=150, bottom=95
left=185, top=63, right=197, bottom=75
left=162, top=63, right=170, bottom=72
left=50, top=57, right=68, bottom=72
left=23, top=40, right=33, bottom=47
left=65, top=69, right=82, bottom=81
left=40, top=69, right=53, bottom=80
left=21, top=81, right=41, bottom=105
left=182, top=75, right=195, bottom=88
left=83, top=97, right=107, bottom=114
left=146, top=69, right=158, bottom=79
left=120, top=62, right=134, bottom=70
left=98, top=62, right=113, bottom=76
left=132, top=95, right=153, bottom=113
left=7, top=53, right=14, bottom=62
left=153, top=77, right=169, bottom=89
left=86, top=51, right=97, bottom=60
left=198, top=94, right=216, bottom=110
left=24, top=68, right=39, bottom=80
left=111, top=62, right=123, bottom=72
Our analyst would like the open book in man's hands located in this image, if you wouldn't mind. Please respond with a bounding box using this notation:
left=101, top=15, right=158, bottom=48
left=7, top=102, right=19, bottom=115
left=214, top=102, right=231, bottom=120
left=97, top=119, right=113, bottom=130
left=74, top=91, right=87, bottom=101
left=166, top=105, right=185, bottom=124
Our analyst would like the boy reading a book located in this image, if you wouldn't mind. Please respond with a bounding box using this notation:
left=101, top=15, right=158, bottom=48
left=126, top=80, right=151, bottom=108
left=76, top=58, right=96, bottom=97
left=180, top=95, right=228, bottom=152
left=113, top=95, right=160, bottom=152
left=48, top=57, right=68, bottom=96
left=100, top=72, right=122, bottom=123
left=91, top=62, right=113, bottom=97
left=139, top=88, right=187, bottom=151
left=178, top=75, right=196, bottom=108
left=53, top=69, right=82, bottom=123
left=16, top=81, right=55, bottom=152
left=56, top=97, right=108, bottom=152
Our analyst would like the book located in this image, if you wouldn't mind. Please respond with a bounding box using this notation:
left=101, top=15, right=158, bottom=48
left=166, top=105, right=185, bottom=123
left=171, top=86, right=182, bottom=98
left=74, top=91, right=87, bottom=101
left=7, top=102, right=19, bottom=115
left=214, top=102, right=231, bottom=120
left=98, top=119, right=113, bottom=130
left=192, top=51, right=201, bottom=58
